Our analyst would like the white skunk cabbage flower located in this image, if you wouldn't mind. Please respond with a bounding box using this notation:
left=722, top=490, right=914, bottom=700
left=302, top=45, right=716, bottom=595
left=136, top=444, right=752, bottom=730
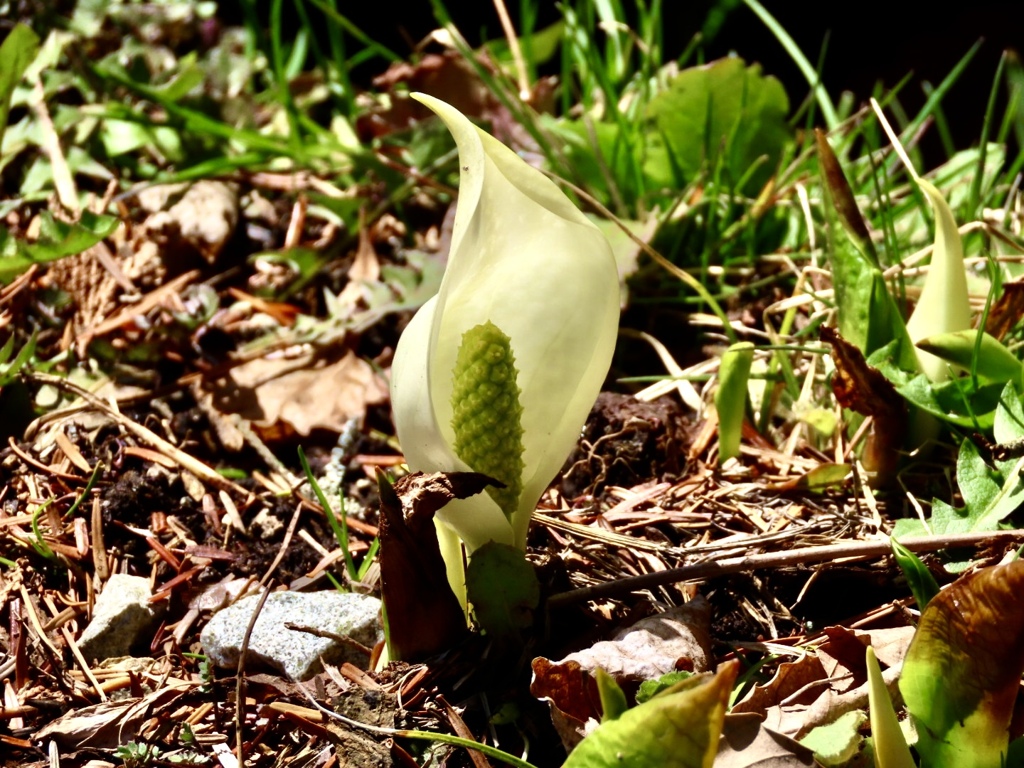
left=390, top=93, right=620, bottom=557
left=905, top=178, right=971, bottom=382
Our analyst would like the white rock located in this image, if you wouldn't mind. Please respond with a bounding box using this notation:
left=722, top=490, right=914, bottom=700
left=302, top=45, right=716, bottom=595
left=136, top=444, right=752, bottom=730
left=200, top=590, right=382, bottom=681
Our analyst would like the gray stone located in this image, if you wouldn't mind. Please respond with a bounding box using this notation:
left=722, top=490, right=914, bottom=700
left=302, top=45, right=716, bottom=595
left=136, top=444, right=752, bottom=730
left=200, top=590, right=382, bottom=681
left=78, top=574, right=163, bottom=661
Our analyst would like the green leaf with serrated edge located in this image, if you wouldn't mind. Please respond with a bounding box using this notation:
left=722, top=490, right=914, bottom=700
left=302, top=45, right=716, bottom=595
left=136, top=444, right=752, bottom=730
left=915, top=329, right=1023, bottom=384
left=0, top=25, right=39, bottom=147
left=715, top=342, right=754, bottom=463
left=450, top=321, right=524, bottom=521
left=890, top=538, right=939, bottom=609
left=866, top=647, right=915, bottom=768
left=0, top=211, right=119, bottom=284
left=798, top=709, right=867, bottom=767
left=896, top=437, right=1024, bottom=538
left=465, top=541, right=538, bottom=641
left=595, top=668, right=628, bottom=723
left=636, top=671, right=692, bottom=705
left=953, top=437, right=1024, bottom=531
left=900, top=561, right=1024, bottom=768
left=562, top=662, right=737, bottom=768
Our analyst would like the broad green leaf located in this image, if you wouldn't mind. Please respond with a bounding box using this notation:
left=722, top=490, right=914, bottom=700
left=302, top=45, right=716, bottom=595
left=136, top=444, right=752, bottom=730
left=0, top=25, right=40, bottom=147
left=466, top=541, right=539, bottom=641
left=485, top=21, right=565, bottom=69
left=866, top=647, right=915, bottom=768
left=994, top=380, right=1024, bottom=444
left=792, top=463, right=853, bottom=492
left=644, top=58, right=790, bottom=194
left=931, top=144, right=1006, bottom=210
left=890, top=538, right=939, bottom=608
left=545, top=118, right=642, bottom=211
left=915, top=329, right=1023, bottom=384
left=0, top=211, right=119, bottom=284
left=895, top=374, right=1002, bottom=430
left=562, top=661, right=737, bottom=768
left=798, top=709, right=867, bottom=767
left=900, top=561, right=1024, bottom=768
left=715, top=342, right=754, bottom=464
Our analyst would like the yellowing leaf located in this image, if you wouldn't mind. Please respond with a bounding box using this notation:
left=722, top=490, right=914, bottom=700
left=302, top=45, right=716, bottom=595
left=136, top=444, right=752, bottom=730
left=562, top=660, right=737, bottom=768
left=899, top=560, right=1024, bottom=767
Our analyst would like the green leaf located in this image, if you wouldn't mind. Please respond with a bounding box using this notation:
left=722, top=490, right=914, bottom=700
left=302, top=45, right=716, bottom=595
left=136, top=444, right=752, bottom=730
left=994, top=381, right=1024, bottom=444
left=0, top=330, right=35, bottom=387
left=545, top=117, right=642, bottom=211
left=890, top=538, right=939, bottom=609
left=899, top=561, right=1024, bottom=768
left=644, top=58, right=790, bottom=194
left=915, top=329, right=1023, bottom=385
left=715, top=342, right=754, bottom=463
left=562, top=662, right=737, bottom=768
left=816, top=129, right=879, bottom=268
left=818, top=135, right=916, bottom=363
left=0, top=25, right=40, bottom=147
left=0, top=211, right=119, bottom=284
left=485, top=20, right=564, bottom=69
left=465, top=541, right=539, bottom=641
left=953, top=438, right=1024, bottom=531
left=895, top=374, right=1002, bottom=430
left=636, top=671, right=692, bottom=705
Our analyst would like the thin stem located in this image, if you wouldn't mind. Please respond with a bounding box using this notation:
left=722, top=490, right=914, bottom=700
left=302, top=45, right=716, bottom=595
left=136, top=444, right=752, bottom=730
left=548, top=530, right=1024, bottom=607
left=492, top=0, right=530, bottom=98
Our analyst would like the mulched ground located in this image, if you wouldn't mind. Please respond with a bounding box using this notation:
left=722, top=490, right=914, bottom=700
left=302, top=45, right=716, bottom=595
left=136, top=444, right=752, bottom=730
left=0, top=173, right=1020, bottom=768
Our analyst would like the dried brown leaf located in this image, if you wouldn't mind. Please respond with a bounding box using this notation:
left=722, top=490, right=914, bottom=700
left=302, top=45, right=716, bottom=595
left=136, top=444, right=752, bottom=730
left=212, top=351, right=388, bottom=436
left=820, top=325, right=907, bottom=478
left=378, top=471, right=496, bottom=661
left=33, top=687, right=183, bottom=750
left=984, top=279, right=1024, bottom=341
left=716, top=712, right=817, bottom=767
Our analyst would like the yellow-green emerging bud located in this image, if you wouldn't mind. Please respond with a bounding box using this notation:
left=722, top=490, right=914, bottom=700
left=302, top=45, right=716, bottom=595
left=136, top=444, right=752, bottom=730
left=450, top=321, right=524, bottom=521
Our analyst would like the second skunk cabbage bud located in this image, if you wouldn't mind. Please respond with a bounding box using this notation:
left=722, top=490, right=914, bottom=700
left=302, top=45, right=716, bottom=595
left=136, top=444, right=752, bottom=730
left=390, top=93, right=620, bottom=556
left=905, top=178, right=972, bottom=382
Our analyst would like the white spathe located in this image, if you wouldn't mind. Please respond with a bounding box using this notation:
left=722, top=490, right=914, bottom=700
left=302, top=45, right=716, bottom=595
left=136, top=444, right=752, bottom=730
left=390, top=93, right=620, bottom=553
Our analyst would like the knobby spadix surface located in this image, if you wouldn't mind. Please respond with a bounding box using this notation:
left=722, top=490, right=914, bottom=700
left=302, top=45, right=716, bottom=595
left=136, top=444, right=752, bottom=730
left=390, top=93, right=620, bottom=554
left=905, top=178, right=971, bottom=382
